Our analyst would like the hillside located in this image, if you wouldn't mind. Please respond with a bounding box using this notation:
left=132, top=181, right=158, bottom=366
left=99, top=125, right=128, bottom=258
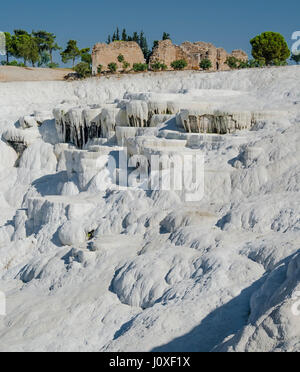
left=0, top=66, right=71, bottom=82
left=0, top=66, right=299, bottom=352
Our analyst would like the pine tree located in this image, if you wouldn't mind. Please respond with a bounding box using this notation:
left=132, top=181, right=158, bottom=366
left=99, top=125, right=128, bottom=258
left=61, top=40, right=81, bottom=67
left=122, top=29, right=127, bottom=41
left=4, top=32, right=15, bottom=63
left=14, top=33, right=39, bottom=66
left=162, top=32, right=171, bottom=40
left=132, top=32, right=139, bottom=43
left=139, top=31, right=149, bottom=61
left=32, top=31, right=61, bottom=64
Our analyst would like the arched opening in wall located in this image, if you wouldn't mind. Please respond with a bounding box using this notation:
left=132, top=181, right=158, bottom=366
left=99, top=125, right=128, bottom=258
left=216, top=62, right=219, bottom=70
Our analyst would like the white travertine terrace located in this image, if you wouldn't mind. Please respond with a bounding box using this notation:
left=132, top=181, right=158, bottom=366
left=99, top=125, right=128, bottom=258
left=0, top=67, right=299, bottom=352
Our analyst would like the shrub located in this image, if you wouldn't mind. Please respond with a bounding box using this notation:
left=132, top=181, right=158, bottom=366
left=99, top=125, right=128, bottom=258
left=200, top=58, right=212, bottom=70
left=117, top=54, right=125, bottom=63
left=225, top=56, right=239, bottom=69
left=122, top=61, right=130, bottom=71
left=97, top=64, right=103, bottom=74
left=4, top=60, right=19, bottom=66
left=160, top=63, right=167, bottom=71
left=238, top=60, right=249, bottom=69
left=74, top=62, right=92, bottom=78
left=108, top=62, right=117, bottom=73
left=248, top=59, right=265, bottom=68
left=291, top=54, right=300, bottom=64
left=171, top=59, right=187, bottom=70
left=133, top=63, right=148, bottom=72
left=151, top=61, right=162, bottom=71
left=48, top=62, right=59, bottom=69
left=151, top=61, right=168, bottom=71
left=250, top=32, right=290, bottom=66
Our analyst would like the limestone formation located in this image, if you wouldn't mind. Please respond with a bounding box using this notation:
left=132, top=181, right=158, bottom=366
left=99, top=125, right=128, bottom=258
left=149, top=40, right=248, bottom=71
left=92, top=41, right=145, bottom=74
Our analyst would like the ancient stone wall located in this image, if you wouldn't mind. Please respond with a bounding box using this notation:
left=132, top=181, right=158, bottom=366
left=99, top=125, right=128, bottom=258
left=149, top=40, right=248, bottom=71
left=92, top=41, right=145, bottom=74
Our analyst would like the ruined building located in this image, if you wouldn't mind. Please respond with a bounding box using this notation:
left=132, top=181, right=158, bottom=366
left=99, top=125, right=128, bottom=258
left=92, top=39, right=248, bottom=74
left=92, top=41, right=145, bottom=74
left=150, top=40, right=248, bottom=71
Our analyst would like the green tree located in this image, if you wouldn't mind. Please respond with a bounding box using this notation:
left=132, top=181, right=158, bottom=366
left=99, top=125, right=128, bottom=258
left=38, top=51, right=51, bottom=67
left=61, top=40, right=81, bottom=67
left=14, top=29, right=30, bottom=37
left=171, top=59, right=188, bottom=70
left=74, top=61, right=91, bottom=78
left=152, top=40, right=159, bottom=50
left=139, top=31, right=149, bottom=61
left=80, top=48, right=92, bottom=66
left=250, top=32, right=290, bottom=66
left=132, top=32, right=139, bottom=43
left=14, top=33, right=39, bottom=66
left=122, top=29, right=127, bottom=41
left=291, top=54, right=300, bottom=64
left=31, top=31, right=61, bottom=64
left=4, top=32, right=15, bottom=63
left=162, top=32, right=171, bottom=40
left=200, top=58, right=212, bottom=70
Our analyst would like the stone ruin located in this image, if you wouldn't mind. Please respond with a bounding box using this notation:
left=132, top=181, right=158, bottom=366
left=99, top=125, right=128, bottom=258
left=150, top=40, right=248, bottom=71
left=92, top=39, right=248, bottom=74
left=92, top=41, right=145, bottom=74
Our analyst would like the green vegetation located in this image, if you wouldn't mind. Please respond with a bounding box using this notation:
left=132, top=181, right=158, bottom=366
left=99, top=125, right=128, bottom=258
left=250, top=32, right=290, bottom=66
left=225, top=56, right=240, bottom=69
left=2, top=30, right=61, bottom=67
left=48, top=62, right=59, bottom=69
left=133, top=63, right=148, bottom=72
left=171, top=59, right=188, bottom=70
left=1, top=27, right=293, bottom=80
left=151, top=60, right=168, bottom=71
left=106, top=29, right=171, bottom=62
left=97, top=64, right=103, bottom=74
left=200, top=58, right=212, bottom=70
left=122, top=61, right=130, bottom=71
left=74, top=61, right=92, bottom=78
left=117, top=54, right=125, bottom=63
left=291, top=54, right=300, bottom=64
left=32, top=30, right=61, bottom=64
left=108, top=62, right=118, bottom=73
left=61, top=40, right=81, bottom=67
left=162, top=32, right=171, bottom=40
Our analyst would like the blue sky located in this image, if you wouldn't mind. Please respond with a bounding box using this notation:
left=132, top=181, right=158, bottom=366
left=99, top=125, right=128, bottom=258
left=1, top=0, right=299, bottom=65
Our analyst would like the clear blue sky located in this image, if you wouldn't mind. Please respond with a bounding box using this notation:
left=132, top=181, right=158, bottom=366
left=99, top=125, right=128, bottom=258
left=1, top=0, right=299, bottom=64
